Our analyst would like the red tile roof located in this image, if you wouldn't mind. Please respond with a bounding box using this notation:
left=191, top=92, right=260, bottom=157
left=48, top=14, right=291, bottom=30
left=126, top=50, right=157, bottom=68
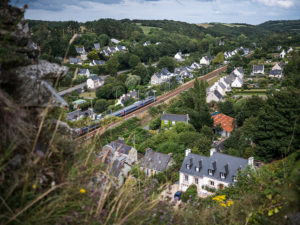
left=211, top=113, right=234, bottom=133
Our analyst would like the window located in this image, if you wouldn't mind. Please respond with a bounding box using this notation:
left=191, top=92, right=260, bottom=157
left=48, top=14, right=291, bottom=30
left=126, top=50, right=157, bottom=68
left=195, top=178, right=198, bottom=184
left=186, top=164, right=190, bottom=169
left=208, top=169, right=213, bottom=176
left=164, top=120, right=168, bottom=125
left=172, top=121, right=175, bottom=125
left=184, top=175, right=188, bottom=182
left=146, top=169, right=149, bottom=175
left=195, top=167, right=199, bottom=172
left=220, top=172, right=226, bottom=179
left=210, top=180, right=214, bottom=186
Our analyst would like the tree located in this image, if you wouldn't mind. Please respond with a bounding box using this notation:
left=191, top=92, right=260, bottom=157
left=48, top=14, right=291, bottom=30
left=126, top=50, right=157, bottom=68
left=98, top=34, right=109, bottom=47
left=218, top=101, right=235, bottom=117
left=94, top=99, right=108, bottom=113
left=157, top=56, right=176, bottom=72
left=123, top=97, right=135, bottom=107
left=125, top=75, right=141, bottom=90
left=106, top=56, right=120, bottom=75
left=258, top=78, right=268, bottom=88
left=129, top=55, right=141, bottom=68
left=87, top=50, right=100, bottom=60
left=134, top=63, right=150, bottom=84
left=181, top=184, right=198, bottom=202
left=212, top=52, right=225, bottom=64
left=149, top=117, right=161, bottom=130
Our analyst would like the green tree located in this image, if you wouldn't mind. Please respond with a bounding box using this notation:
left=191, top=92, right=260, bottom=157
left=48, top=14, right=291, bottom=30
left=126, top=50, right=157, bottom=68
left=94, top=99, right=108, bottom=113
left=181, top=184, right=198, bottom=202
left=212, top=52, right=225, bottom=64
left=134, top=63, right=150, bottom=84
left=106, top=56, right=120, bottom=75
left=218, top=101, right=235, bottom=117
left=87, top=50, right=100, bottom=60
left=149, top=117, right=161, bottom=130
left=125, top=75, right=141, bottom=90
left=123, top=97, right=135, bottom=107
left=157, top=56, right=176, bottom=72
left=129, top=55, right=141, bottom=68
left=98, top=34, right=110, bottom=47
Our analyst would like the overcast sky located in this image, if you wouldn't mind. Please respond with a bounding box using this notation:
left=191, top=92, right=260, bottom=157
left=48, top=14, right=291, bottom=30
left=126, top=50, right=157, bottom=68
left=12, top=0, right=300, bottom=25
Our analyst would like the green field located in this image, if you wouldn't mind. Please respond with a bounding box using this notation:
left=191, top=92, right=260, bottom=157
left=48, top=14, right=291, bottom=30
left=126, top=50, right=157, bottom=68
left=79, top=91, right=96, bottom=99
left=136, top=24, right=162, bottom=34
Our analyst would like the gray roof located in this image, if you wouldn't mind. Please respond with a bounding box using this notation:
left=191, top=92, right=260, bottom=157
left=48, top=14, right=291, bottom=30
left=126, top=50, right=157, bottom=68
left=140, top=149, right=171, bottom=172
left=66, top=109, right=93, bottom=120
left=161, top=68, right=170, bottom=75
left=214, top=90, right=223, bottom=100
left=219, top=82, right=226, bottom=89
left=253, top=65, right=264, bottom=72
left=236, top=67, right=244, bottom=74
left=161, top=113, right=189, bottom=122
left=75, top=47, right=85, bottom=53
left=69, top=57, right=81, bottom=63
left=107, top=140, right=132, bottom=155
left=79, top=68, right=88, bottom=74
left=270, top=69, right=282, bottom=75
left=225, top=74, right=235, bottom=84
left=94, top=43, right=100, bottom=50
left=94, top=60, right=106, bottom=65
left=89, top=75, right=102, bottom=81
left=180, top=152, right=249, bottom=184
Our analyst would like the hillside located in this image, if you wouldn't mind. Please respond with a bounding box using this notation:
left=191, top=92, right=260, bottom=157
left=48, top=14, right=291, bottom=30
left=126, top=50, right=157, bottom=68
left=258, top=19, right=300, bottom=33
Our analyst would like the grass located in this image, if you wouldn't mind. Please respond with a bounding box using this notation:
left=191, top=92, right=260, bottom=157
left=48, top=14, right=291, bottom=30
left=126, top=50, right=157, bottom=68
left=79, top=91, right=96, bottom=98
left=137, top=24, right=162, bottom=35
left=196, top=23, right=214, bottom=28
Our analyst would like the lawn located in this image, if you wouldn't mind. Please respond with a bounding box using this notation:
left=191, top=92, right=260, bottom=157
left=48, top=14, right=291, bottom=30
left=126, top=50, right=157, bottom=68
left=79, top=91, right=96, bottom=99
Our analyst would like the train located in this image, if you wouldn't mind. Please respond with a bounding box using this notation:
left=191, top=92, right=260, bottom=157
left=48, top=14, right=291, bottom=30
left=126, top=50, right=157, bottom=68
left=75, top=96, right=156, bottom=136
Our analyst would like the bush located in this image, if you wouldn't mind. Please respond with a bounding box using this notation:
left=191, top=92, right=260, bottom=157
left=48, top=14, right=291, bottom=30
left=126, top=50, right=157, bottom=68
left=181, top=184, right=198, bottom=202
left=149, top=117, right=161, bottom=130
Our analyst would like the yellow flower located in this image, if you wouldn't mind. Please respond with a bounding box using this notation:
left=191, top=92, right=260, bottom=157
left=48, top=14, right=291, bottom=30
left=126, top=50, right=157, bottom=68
left=80, top=188, right=86, bottom=194
left=227, top=200, right=234, bottom=206
left=220, top=202, right=227, bottom=207
left=32, top=184, right=37, bottom=189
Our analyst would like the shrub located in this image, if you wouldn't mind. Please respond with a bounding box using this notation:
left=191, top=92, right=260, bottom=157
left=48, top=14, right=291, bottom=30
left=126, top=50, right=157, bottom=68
left=181, top=184, right=198, bottom=202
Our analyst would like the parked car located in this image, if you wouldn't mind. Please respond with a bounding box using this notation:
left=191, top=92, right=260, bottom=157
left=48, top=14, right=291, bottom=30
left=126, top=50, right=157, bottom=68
left=174, top=191, right=183, bottom=200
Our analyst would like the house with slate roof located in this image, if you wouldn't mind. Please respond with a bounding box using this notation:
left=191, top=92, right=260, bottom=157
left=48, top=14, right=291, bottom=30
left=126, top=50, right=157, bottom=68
left=89, top=59, right=106, bottom=66
left=212, top=113, right=234, bottom=137
left=280, top=49, right=286, bottom=58
left=111, top=38, right=121, bottom=44
left=161, top=112, right=189, bottom=129
left=140, top=148, right=174, bottom=177
left=99, top=139, right=138, bottom=186
left=66, top=108, right=96, bottom=121
left=150, top=68, right=174, bottom=85
left=115, top=89, right=138, bottom=106
left=87, top=75, right=105, bottom=89
left=269, top=62, right=284, bottom=79
left=179, top=148, right=254, bottom=192
left=75, top=46, right=86, bottom=54
left=252, top=65, right=265, bottom=76
left=206, top=89, right=223, bottom=103
left=174, top=52, right=185, bottom=61
left=69, top=57, right=82, bottom=65
left=200, top=56, right=211, bottom=66
left=78, top=68, right=90, bottom=77
left=94, top=43, right=100, bottom=50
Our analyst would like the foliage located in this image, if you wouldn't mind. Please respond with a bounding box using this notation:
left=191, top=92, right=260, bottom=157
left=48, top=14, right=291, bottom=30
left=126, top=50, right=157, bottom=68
left=125, top=75, right=141, bottom=90
left=94, top=99, right=108, bottom=113
left=212, top=52, right=225, bottom=64
left=149, top=117, right=161, bottom=130
left=157, top=56, right=176, bottom=72
left=181, top=184, right=198, bottom=202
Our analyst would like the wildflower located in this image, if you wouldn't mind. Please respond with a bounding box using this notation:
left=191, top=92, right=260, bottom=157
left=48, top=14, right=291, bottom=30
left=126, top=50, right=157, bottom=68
left=32, top=184, right=37, bottom=189
left=80, top=188, right=86, bottom=194
left=227, top=200, right=234, bottom=206
left=220, top=202, right=227, bottom=207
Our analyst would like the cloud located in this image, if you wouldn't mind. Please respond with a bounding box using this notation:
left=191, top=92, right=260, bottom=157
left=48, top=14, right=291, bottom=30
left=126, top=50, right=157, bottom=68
left=11, top=0, right=300, bottom=25
left=254, top=0, right=294, bottom=8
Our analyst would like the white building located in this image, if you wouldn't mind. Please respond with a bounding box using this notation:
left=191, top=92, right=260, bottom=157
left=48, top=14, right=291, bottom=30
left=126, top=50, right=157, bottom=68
left=86, top=75, right=105, bottom=89
left=280, top=50, right=286, bottom=58
left=78, top=68, right=90, bottom=77
left=174, top=52, right=185, bottom=61
left=179, top=149, right=253, bottom=192
left=200, top=56, right=210, bottom=65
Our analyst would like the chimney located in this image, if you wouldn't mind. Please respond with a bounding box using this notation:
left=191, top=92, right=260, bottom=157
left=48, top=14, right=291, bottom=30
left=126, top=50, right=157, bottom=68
left=185, top=149, right=191, bottom=157
left=210, top=148, right=216, bottom=156
left=248, top=157, right=254, bottom=167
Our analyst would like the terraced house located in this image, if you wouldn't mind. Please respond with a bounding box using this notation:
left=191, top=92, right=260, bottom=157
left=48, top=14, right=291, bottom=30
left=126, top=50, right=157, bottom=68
left=179, top=149, right=254, bottom=193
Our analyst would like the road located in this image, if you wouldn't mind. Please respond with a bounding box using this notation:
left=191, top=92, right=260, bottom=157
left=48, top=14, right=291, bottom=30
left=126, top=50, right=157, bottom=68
left=58, top=82, right=86, bottom=96
left=75, top=65, right=227, bottom=142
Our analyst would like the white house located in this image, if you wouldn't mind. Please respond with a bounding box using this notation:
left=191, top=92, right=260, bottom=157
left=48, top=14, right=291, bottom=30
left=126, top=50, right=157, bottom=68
left=174, top=52, right=184, bottom=61
left=179, top=149, right=254, bottom=193
left=190, top=62, right=201, bottom=70
left=78, top=68, right=90, bottom=77
left=232, top=67, right=244, bottom=79
left=231, top=76, right=243, bottom=88
left=143, top=41, right=151, bottom=46
left=69, top=57, right=82, bottom=65
left=287, top=47, right=293, bottom=53
left=111, top=38, right=121, bottom=44
left=89, top=60, right=106, bottom=66
left=280, top=50, right=286, bottom=58
left=252, top=65, right=264, bottom=76
left=86, top=75, right=105, bottom=89
left=200, top=56, right=210, bottom=66
left=94, top=43, right=100, bottom=50
left=115, top=90, right=138, bottom=106
left=75, top=46, right=86, bottom=54
left=150, top=68, right=173, bottom=85
left=140, top=148, right=174, bottom=177
left=206, top=89, right=223, bottom=103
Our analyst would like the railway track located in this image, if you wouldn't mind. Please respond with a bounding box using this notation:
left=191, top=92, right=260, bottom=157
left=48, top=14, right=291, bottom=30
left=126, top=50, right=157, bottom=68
left=75, top=65, right=227, bottom=142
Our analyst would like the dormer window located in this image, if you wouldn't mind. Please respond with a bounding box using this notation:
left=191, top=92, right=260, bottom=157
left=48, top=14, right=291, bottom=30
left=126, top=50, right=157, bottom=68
left=220, top=172, right=226, bottom=179
left=195, top=167, right=199, bottom=172
left=208, top=169, right=213, bottom=176
left=186, top=164, right=190, bottom=169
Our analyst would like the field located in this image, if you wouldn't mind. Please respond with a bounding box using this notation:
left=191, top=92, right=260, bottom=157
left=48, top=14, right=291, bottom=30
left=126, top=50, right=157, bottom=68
left=223, top=23, right=247, bottom=27
left=197, top=23, right=214, bottom=28
left=79, top=91, right=96, bottom=99
left=136, top=23, right=162, bottom=34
